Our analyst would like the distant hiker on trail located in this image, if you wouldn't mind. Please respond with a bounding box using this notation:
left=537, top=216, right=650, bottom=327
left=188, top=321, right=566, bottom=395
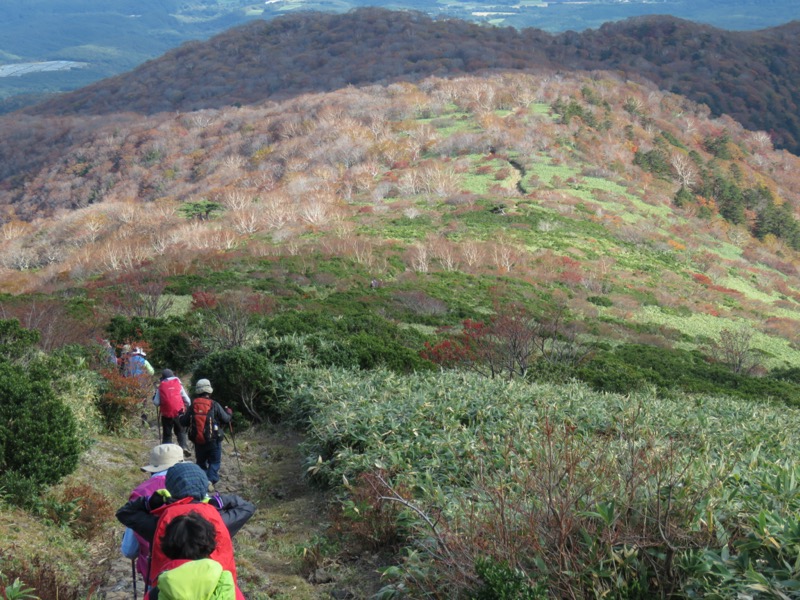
left=123, top=346, right=155, bottom=378
left=179, top=378, right=233, bottom=490
left=101, top=338, right=118, bottom=367
left=143, top=512, right=244, bottom=600
left=120, top=444, right=186, bottom=582
left=116, top=462, right=255, bottom=592
left=119, top=344, right=132, bottom=374
left=153, top=369, right=192, bottom=456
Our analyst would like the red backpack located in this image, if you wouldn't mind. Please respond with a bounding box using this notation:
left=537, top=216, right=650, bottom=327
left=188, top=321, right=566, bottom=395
left=158, top=378, right=184, bottom=419
left=147, top=498, right=237, bottom=589
left=189, top=397, right=216, bottom=445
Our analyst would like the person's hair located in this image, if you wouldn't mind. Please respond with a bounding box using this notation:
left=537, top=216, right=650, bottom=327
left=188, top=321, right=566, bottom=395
left=160, top=512, right=217, bottom=560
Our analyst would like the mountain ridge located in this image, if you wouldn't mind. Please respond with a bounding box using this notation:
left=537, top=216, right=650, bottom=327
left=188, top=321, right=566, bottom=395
left=13, top=9, right=800, bottom=156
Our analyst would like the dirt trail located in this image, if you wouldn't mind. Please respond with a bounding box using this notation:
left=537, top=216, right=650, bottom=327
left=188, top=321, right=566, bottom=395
left=94, top=420, right=382, bottom=600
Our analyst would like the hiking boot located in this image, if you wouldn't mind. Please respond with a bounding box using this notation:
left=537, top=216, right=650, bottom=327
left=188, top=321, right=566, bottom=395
left=207, top=482, right=216, bottom=493
left=182, top=447, right=192, bottom=458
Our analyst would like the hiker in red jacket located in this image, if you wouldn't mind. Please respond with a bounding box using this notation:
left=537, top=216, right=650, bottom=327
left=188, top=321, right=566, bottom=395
left=116, top=462, right=255, bottom=593
left=153, top=369, right=191, bottom=456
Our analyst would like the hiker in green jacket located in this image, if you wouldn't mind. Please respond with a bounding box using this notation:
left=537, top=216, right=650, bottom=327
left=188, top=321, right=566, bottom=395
left=144, top=511, right=243, bottom=600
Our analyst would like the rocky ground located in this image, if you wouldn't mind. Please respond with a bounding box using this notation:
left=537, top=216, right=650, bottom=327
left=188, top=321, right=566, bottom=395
left=91, top=418, right=388, bottom=600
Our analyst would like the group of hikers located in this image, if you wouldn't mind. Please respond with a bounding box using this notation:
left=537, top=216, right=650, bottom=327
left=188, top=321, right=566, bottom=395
left=107, top=343, right=251, bottom=598
left=103, top=339, right=234, bottom=490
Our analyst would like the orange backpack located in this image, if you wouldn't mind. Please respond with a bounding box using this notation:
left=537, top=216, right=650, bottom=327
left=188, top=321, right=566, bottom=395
left=147, top=498, right=237, bottom=589
left=189, top=397, right=216, bottom=444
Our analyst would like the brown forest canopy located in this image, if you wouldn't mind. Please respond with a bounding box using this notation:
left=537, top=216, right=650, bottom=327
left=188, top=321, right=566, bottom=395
left=19, top=10, right=800, bottom=154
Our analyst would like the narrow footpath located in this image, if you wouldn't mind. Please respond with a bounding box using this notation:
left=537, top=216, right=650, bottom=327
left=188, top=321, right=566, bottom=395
left=91, top=420, right=385, bottom=600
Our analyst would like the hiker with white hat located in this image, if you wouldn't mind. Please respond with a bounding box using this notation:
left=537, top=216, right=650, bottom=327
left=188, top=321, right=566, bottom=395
left=123, top=346, right=155, bottom=378
left=178, top=379, right=233, bottom=491
left=120, top=444, right=186, bottom=582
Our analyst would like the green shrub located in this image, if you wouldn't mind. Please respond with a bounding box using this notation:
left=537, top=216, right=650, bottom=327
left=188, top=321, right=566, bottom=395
left=106, top=314, right=202, bottom=373
left=577, top=353, right=649, bottom=394
left=262, top=311, right=336, bottom=337
left=526, top=360, right=578, bottom=384
left=633, top=148, right=671, bottom=178
left=348, top=331, right=433, bottom=373
left=0, top=319, right=40, bottom=362
left=703, top=132, right=732, bottom=159
left=0, top=363, right=80, bottom=505
left=769, top=366, right=800, bottom=384
left=586, top=295, right=612, bottom=307
left=38, top=347, right=102, bottom=448
left=260, top=334, right=357, bottom=369
left=262, top=311, right=435, bottom=373
left=193, top=348, right=276, bottom=422
left=673, top=185, right=695, bottom=208
left=472, top=558, right=546, bottom=600
left=577, top=345, right=800, bottom=406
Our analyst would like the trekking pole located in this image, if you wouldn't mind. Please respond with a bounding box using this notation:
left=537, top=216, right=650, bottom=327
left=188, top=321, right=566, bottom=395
left=131, top=559, right=137, bottom=600
left=228, top=421, right=243, bottom=478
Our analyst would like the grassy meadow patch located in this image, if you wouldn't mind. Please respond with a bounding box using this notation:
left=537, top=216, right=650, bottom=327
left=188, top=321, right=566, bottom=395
left=632, top=306, right=800, bottom=368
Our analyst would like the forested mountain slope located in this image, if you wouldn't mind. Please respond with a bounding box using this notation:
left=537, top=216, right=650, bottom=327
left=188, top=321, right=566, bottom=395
left=17, top=9, right=800, bottom=154
left=1, top=70, right=800, bottom=374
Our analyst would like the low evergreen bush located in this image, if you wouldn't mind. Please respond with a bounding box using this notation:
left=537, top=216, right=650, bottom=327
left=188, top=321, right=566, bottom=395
left=472, top=558, right=546, bottom=600
left=263, top=310, right=434, bottom=373
left=578, top=344, right=800, bottom=405
left=0, top=363, right=81, bottom=505
left=193, top=348, right=276, bottom=422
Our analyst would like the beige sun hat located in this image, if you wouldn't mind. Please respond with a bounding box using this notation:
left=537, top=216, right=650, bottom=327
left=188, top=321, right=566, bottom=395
left=195, top=378, right=213, bottom=394
left=141, top=444, right=186, bottom=473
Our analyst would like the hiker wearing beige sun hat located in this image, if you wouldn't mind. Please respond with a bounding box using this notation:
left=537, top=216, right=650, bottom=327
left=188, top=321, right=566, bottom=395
left=121, top=444, right=187, bottom=580
left=141, top=443, right=187, bottom=473
left=179, top=378, right=233, bottom=490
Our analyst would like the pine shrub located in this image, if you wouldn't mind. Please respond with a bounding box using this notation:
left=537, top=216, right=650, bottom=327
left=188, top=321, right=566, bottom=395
left=193, top=347, right=276, bottom=422
left=0, top=363, right=81, bottom=505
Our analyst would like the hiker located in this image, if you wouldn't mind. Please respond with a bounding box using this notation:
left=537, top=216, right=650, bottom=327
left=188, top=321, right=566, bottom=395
left=179, top=378, right=233, bottom=489
left=101, top=338, right=118, bottom=367
left=116, top=462, right=255, bottom=591
left=120, top=444, right=187, bottom=582
left=124, top=347, right=155, bottom=377
left=143, top=512, right=244, bottom=600
left=119, top=344, right=133, bottom=374
left=153, top=369, right=191, bottom=455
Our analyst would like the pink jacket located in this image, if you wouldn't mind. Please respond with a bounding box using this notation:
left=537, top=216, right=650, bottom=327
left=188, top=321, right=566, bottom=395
left=129, top=475, right=167, bottom=579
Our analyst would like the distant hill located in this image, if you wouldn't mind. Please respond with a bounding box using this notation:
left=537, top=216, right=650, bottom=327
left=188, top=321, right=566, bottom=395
left=16, top=10, right=800, bottom=156
left=0, top=0, right=797, bottom=109
left=563, top=17, right=800, bottom=154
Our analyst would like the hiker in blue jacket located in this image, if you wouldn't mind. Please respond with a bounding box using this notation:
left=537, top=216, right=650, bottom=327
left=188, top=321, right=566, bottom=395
left=124, top=347, right=155, bottom=377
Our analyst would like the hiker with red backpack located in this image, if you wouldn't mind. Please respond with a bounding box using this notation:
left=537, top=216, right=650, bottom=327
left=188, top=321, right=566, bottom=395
left=143, top=512, right=243, bottom=600
left=116, top=462, right=255, bottom=593
left=153, top=369, right=192, bottom=456
left=179, top=378, right=233, bottom=490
